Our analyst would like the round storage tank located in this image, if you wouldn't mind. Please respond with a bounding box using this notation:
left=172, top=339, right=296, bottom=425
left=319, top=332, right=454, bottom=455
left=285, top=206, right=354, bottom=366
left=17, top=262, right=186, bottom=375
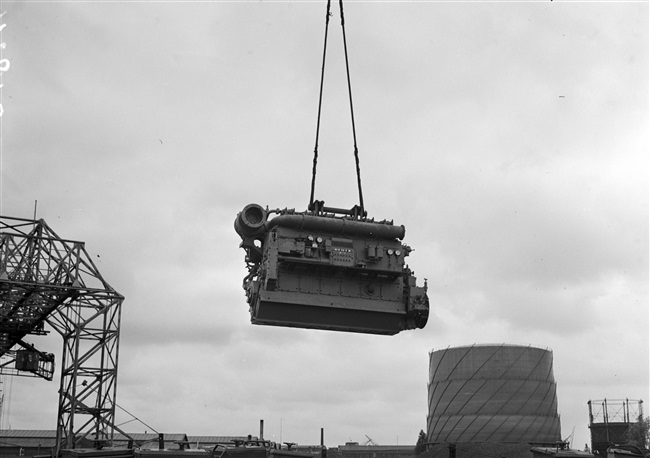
left=427, top=344, right=561, bottom=444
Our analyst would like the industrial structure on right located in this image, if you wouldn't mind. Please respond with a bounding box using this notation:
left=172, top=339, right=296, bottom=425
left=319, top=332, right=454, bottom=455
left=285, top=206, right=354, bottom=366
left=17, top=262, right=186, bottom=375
left=427, top=344, right=561, bottom=444
left=588, top=398, right=644, bottom=457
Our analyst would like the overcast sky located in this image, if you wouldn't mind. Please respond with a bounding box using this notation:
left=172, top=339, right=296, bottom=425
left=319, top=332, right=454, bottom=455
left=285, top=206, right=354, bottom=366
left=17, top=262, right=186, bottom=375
left=0, top=0, right=647, bottom=452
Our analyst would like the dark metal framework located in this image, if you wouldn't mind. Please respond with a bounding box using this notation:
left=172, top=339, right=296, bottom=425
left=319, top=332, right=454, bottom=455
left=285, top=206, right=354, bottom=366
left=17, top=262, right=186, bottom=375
left=0, top=216, right=124, bottom=453
left=588, top=399, right=643, bottom=424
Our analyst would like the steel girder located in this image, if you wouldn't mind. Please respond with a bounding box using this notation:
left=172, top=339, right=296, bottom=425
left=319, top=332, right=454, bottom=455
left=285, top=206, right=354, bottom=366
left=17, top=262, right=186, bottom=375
left=0, top=216, right=124, bottom=453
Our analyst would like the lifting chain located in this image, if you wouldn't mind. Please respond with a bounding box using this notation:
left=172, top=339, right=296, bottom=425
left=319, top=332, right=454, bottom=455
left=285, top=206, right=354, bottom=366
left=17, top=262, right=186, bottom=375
left=308, top=0, right=365, bottom=217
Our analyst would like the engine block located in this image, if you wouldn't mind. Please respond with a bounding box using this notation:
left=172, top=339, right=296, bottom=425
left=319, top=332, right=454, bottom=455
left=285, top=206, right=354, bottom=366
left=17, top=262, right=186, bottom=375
left=235, top=203, right=429, bottom=335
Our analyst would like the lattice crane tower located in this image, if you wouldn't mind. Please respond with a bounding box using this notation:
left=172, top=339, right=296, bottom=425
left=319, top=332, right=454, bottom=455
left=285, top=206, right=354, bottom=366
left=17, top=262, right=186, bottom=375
left=0, top=216, right=125, bottom=453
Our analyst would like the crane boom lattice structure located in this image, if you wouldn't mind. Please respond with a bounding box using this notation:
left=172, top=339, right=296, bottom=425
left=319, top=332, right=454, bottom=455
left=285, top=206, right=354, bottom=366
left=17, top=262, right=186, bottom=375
left=0, top=216, right=124, bottom=453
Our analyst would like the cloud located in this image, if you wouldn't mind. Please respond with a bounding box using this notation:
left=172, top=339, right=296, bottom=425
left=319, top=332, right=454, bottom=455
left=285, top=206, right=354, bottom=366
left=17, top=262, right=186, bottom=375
left=0, top=1, right=647, bottom=452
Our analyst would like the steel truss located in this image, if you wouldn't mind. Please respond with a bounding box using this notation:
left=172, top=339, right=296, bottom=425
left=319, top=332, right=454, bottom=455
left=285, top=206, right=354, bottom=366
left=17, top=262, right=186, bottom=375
left=0, top=216, right=124, bottom=453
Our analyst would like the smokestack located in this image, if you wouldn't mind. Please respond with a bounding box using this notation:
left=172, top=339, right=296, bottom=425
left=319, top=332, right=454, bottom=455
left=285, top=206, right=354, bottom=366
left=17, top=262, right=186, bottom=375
left=260, top=420, right=264, bottom=441
left=321, top=428, right=327, bottom=458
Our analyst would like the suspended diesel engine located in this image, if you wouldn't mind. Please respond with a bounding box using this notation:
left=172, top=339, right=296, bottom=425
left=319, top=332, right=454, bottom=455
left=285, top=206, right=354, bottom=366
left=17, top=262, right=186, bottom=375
left=234, top=0, right=430, bottom=335
left=235, top=203, right=429, bottom=335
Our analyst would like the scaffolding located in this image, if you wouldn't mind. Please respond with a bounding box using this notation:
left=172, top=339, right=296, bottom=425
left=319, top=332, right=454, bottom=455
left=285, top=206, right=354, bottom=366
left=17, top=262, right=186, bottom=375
left=0, top=216, right=124, bottom=453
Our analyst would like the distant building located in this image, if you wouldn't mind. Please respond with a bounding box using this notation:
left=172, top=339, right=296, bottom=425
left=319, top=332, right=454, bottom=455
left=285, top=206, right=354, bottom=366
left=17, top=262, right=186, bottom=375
left=427, top=345, right=561, bottom=444
left=328, top=443, right=416, bottom=458
left=531, top=446, right=595, bottom=457
left=0, top=430, right=58, bottom=457
left=588, top=399, right=644, bottom=457
left=418, top=443, right=596, bottom=458
left=292, top=445, right=327, bottom=456
left=0, top=431, right=252, bottom=458
left=420, top=442, right=539, bottom=458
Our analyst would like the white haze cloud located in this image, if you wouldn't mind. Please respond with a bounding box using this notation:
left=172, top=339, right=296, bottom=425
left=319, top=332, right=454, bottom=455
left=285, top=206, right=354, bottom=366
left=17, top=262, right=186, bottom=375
left=0, top=0, right=647, bottom=451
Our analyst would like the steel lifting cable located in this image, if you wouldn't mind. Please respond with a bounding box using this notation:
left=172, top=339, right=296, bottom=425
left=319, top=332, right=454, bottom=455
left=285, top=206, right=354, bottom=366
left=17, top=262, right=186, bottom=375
left=309, top=0, right=331, bottom=210
left=309, top=0, right=364, bottom=215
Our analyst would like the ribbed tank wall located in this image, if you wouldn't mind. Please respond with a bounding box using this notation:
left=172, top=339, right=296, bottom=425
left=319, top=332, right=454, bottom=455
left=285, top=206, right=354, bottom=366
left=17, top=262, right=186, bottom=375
left=427, top=344, right=561, bottom=444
